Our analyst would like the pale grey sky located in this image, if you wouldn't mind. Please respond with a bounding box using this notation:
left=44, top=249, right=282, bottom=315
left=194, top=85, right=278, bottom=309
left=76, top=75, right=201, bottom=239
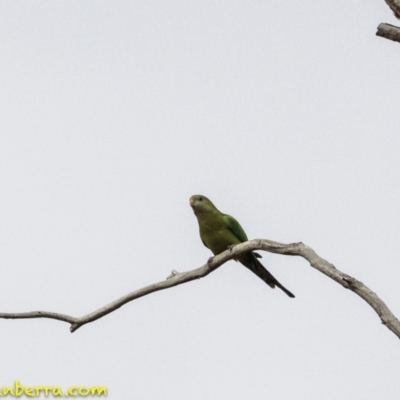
left=1, top=1, right=400, bottom=399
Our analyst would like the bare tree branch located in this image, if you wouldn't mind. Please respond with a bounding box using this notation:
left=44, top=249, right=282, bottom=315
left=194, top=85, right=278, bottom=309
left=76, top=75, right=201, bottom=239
left=376, top=23, right=400, bottom=42
left=378, top=0, right=400, bottom=42
left=1, top=239, right=399, bottom=338
left=384, top=0, right=400, bottom=20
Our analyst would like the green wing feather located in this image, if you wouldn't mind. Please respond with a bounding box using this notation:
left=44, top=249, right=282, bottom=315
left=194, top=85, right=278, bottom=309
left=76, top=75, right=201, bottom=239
left=224, top=214, right=248, bottom=242
left=224, top=214, right=262, bottom=258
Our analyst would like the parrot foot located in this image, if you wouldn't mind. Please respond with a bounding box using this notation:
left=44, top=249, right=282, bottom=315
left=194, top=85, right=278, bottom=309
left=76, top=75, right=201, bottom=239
left=227, top=245, right=235, bottom=252
left=207, top=257, right=214, bottom=267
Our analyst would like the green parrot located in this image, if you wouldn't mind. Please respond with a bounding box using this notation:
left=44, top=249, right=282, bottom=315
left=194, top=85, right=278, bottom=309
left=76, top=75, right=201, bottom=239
left=189, top=194, right=295, bottom=298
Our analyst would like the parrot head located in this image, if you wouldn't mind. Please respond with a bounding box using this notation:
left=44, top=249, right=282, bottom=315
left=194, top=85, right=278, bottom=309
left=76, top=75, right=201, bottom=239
left=189, top=194, right=216, bottom=216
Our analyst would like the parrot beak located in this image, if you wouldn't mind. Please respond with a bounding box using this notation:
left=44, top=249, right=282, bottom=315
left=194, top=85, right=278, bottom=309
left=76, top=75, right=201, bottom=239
left=189, top=197, right=195, bottom=208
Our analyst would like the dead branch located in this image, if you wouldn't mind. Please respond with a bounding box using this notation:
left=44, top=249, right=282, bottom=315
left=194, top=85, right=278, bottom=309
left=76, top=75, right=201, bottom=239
left=376, top=23, right=400, bottom=42
left=0, top=239, right=399, bottom=338
left=384, top=0, right=400, bottom=20
left=378, top=0, right=400, bottom=42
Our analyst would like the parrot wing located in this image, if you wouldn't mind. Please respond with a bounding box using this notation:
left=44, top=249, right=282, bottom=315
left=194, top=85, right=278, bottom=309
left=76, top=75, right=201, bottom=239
left=224, top=214, right=261, bottom=258
left=224, top=214, right=248, bottom=242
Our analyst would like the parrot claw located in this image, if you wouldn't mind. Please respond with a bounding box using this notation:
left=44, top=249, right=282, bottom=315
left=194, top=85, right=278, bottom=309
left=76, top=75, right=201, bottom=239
left=227, top=245, right=235, bottom=252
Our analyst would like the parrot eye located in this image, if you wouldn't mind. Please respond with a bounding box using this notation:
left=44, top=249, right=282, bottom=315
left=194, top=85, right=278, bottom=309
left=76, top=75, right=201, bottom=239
left=199, top=196, right=203, bottom=201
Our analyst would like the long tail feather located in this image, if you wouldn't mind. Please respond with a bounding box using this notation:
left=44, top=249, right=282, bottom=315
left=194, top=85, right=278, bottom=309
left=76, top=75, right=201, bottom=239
left=240, top=254, right=295, bottom=298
